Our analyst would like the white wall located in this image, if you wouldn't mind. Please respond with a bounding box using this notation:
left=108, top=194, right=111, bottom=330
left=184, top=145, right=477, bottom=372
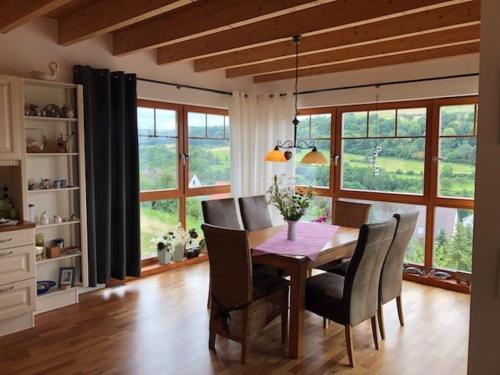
left=0, top=16, right=479, bottom=111
left=256, top=54, right=479, bottom=107
left=468, top=0, right=500, bottom=373
left=0, top=17, right=244, bottom=109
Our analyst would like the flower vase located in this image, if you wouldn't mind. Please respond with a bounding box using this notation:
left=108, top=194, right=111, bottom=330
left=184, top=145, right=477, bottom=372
left=158, top=249, right=172, bottom=265
left=287, top=220, right=298, bottom=241
left=173, top=241, right=185, bottom=263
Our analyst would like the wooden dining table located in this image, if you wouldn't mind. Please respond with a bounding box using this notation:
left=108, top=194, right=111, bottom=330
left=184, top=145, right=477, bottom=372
left=248, top=224, right=359, bottom=359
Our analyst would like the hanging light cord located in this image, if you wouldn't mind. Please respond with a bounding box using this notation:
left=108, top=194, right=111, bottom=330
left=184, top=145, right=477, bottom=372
left=294, top=35, right=299, bottom=120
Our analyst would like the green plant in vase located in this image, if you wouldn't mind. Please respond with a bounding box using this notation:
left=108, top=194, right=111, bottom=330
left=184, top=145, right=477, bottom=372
left=267, top=174, right=313, bottom=240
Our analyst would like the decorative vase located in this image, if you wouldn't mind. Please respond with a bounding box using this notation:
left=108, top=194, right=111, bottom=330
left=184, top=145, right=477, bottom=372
left=158, top=249, right=172, bottom=265
left=173, top=241, right=185, bottom=263
left=287, top=220, right=298, bottom=241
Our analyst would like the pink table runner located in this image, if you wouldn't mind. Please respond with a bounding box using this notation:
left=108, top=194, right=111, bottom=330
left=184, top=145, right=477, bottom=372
left=253, top=222, right=340, bottom=260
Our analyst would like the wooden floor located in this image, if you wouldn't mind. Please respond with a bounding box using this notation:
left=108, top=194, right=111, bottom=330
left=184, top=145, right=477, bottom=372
left=0, top=262, right=470, bottom=375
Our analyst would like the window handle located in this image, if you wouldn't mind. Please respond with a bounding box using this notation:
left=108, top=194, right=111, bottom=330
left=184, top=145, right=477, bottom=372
left=179, top=153, right=189, bottom=165
left=432, top=156, right=445, bottom=162
left=332, top=154, right=340, bottom=166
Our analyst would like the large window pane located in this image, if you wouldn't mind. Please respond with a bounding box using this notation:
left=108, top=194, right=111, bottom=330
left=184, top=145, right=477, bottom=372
left=344, top=199, right=426, bottom=265
left=434, top=207, right=473, bottom=272
left=296, top=114, right=331, bottom=188
left=341, top=138, right=425, bottom=194
left=188, top=111, right=230, bottom=188
left=140, top=199, right=179, bottom=259
left=138, top=107, right=178, bottom=191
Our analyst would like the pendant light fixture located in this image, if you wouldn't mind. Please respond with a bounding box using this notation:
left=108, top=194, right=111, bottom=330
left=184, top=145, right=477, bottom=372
left=264, top=35, right=328, bottom=165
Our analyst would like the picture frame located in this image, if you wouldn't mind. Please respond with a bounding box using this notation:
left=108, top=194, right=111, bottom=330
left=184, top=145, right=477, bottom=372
left=58, top=267, right=75, bottom=289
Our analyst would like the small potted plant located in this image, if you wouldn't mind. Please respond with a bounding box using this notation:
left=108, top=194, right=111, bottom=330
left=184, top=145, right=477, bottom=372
left=267, top=175, right=313, bottom=241
left=154, top=235, right=173, bottom=265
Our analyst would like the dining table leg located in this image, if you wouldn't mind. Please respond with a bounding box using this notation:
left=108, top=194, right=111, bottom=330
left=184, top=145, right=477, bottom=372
left=288, top=258, right=308, bottom=359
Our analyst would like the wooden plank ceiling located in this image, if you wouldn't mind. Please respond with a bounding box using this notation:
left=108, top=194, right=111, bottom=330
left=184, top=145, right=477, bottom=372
left=0, top=0, right=480, bottom=83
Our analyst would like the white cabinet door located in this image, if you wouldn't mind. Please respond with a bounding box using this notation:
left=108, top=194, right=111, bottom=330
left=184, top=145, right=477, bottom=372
left=0, top=75, right=20, bottom=159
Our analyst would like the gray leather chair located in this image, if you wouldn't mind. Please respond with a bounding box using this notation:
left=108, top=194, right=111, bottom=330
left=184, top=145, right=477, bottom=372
left=238, top=195, right=273, bottom=231
left=329, top=211, right=419, bottom=340
left=201, top=198, right=241, bottom=229
left=305, top=219, right=397, bottom=367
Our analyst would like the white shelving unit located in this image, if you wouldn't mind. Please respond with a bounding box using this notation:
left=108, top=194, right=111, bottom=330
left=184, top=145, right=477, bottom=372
left=21, top=78, right=88, bottom=314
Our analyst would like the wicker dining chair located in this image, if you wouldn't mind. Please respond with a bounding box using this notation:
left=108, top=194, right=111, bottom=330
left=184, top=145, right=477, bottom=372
left=238, top=195, right=273, bottom=231
left=333, top=200, right=372, bottom=229
left=305, top=219, right=397, bottom=367
left=328, top=211, right=419, bottom=340
left=202, top=224, right=289, bottom=364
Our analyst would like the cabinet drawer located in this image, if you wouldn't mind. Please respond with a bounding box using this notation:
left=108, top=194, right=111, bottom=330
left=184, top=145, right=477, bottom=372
left=0, top=245, right=35, bottom=284
left=0, top=279, right=36, bottom=320
left=0, top=229, right=34, bottom=250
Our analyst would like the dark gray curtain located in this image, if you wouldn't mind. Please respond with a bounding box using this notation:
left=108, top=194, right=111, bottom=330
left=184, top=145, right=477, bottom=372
left=73, top=65, right=140, bottom=286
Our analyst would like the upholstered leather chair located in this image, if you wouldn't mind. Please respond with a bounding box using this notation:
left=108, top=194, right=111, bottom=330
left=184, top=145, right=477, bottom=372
left=202, top=224, right=289, bottom=364
left=329, top=211, right=419, bottom=340
left=314, top=200, right=372, bottom=279
left=201, top=198, right=241, bottom=229
left=305, top=219, right=397, bottom=367
left=238, top=195, right=273, bottom=231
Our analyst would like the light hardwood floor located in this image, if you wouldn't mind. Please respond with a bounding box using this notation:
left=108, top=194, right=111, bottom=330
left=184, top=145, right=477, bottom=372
left=0, top=262, right=470, bottom=375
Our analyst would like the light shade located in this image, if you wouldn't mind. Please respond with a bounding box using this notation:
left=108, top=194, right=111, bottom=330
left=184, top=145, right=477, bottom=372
left=300, top=147, right=328, bottom=165
left=264, top=146, right=287, bottom=162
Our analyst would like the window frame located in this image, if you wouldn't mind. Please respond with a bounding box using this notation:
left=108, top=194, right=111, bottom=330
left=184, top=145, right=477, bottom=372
left=297, top=96, right=477, bottom=279
left=138, top=100, right=230, bottom=262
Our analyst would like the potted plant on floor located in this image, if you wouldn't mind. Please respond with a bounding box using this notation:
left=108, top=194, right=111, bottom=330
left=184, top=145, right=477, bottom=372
left=268, top=175, right=313, bottom=240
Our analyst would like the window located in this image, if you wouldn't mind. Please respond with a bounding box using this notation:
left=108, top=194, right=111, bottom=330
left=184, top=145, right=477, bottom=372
left=437, top=104, right=477, bottom=199
left=140, top=200, right=179, bottom=259
left=138, top=107, right=178, bottom=191
left=187, top=111, right=230, bottom=188
left=433, top=207, right=473, bottom=272
left=340, top=107, right=426, bottom=195
left=138, top=101, right=230, bottom=260
left=309, top=97, right=478, bottom=285
left=295, top=113, right=332, bottom=188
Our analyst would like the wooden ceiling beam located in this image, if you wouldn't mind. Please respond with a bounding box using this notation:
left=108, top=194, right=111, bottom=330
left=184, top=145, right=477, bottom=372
left=226, top=25, right=480, bottom=78
left=58, top=0, right=191, bottom=46
left=0, top=0, right=71, bottom=33
left=195, top=0, right=480, bottom=72
left=157, top=0, right=473, bottom=64
left=253, top=42, right=480, bottom=83
left=113, top=0, right=319, bottom=56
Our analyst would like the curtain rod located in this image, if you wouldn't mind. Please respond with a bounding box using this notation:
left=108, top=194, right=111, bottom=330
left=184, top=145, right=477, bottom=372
left=137, top=72, right=479, bottom=97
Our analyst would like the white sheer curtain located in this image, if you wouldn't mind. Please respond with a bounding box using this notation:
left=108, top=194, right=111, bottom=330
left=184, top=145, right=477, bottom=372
left=229, top=91, right=295, bottom=223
